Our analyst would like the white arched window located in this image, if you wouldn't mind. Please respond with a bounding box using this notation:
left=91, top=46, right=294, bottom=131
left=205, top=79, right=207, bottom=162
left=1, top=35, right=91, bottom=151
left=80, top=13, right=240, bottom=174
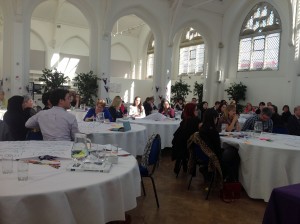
left=179, top=27, right=205, bottom=76
left=238, top=2, right=281, bottom=71
left=146, top=35, right=154, bottom=78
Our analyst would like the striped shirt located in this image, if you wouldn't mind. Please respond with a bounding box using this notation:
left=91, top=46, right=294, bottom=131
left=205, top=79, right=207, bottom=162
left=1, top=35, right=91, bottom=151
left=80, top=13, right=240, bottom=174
left=241, top=114, right=273, bottom=132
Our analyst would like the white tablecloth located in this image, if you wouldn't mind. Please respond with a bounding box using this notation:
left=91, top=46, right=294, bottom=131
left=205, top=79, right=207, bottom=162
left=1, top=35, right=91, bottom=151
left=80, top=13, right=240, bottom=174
left=78, top=122, right=147, bottom=156
left=117, top=118, right=180, bottom=148
left=0, top=109, right=6, bottom=120
left=221, top=133, right=300, bottom=202
left=0, top=142, right=141, bottom=224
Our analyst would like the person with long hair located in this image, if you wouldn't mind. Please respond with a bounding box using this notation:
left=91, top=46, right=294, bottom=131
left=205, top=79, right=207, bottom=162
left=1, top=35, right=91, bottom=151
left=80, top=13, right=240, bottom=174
left=198, top=101, right=208, bottom=122
left=217, top=105, right=241, bottom=132
left=281, top=105, right=292, bottom=125
left=108, top=96, right=124, bottom=122
left=84, top=99, right=113, bottom=122
left=244, top=102, right=255, bottom=114
left=159, top=99, right=175, bottom=118
left=217, top=102, right=227, bottom=117
left=172, top=103, right=201, bottom=174
left=129, top=96, right=145, bottom=118
left=198, top=108, right=240, bottom=182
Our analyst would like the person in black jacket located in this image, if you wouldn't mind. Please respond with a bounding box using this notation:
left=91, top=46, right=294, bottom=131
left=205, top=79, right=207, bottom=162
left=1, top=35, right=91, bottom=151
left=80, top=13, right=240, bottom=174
left=3, top=96, right=27, bottom=140
left=199, top=108, right=240, bottom=182
left=281, top=105, right=292, bottom=126
left=287, top=106, right=300, bottom=136
left=172, top=103, right=201, bottom=174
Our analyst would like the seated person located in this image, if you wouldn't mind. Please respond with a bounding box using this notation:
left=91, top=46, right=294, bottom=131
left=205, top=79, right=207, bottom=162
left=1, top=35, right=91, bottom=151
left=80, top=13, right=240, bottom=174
left=70, top=91, right=80, bottom=109
left=287, top=106, right=300, bottom=136
left=143, top=96, right=157, bottom=116
left=42, top=91, right=53, bottom=110
left=159, top=99, right=175, bottom=118
left=23, top=95, right=36, bottom=122
left=244, top=102, right=255, bottom=114
left=174, top=97, right=185, bottom=111
left=3, top=96, right=27, bottom=140
left=198, top=108, right=240, bottom=182
left=83, top=99, right=113, bottom=122
left=0, top=90, right=7, bottom=109
left=255, top=102, right=265, bottom=114
left=281, top=105, right=292, bottom=125
left=217, top=105, right=241, bottom=132
left=242, top=107, right=273, bottom=132
left=26, top=89, right=79, bottom=141
left=269, top=105, right=285, bottom=132
left=129, top=96, right=145, bottom=118
left=108, top=96, right=124, bottom=122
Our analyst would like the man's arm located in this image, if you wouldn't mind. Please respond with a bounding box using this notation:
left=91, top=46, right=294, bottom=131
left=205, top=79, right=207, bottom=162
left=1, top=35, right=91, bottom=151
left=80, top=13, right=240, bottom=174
left=241, top=118, right=253, bottom=131
left=25, top=114, right=40, bottom=129
left=287, top=116, right=297, bottom=135
left=70, top=119, right=79, bottom=141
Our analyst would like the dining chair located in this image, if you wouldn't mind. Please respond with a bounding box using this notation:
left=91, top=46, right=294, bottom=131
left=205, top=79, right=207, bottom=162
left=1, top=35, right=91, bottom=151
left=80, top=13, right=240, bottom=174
left=138, top=134, right=161, bottom=208
left=187, top=144, right=216, bottom=200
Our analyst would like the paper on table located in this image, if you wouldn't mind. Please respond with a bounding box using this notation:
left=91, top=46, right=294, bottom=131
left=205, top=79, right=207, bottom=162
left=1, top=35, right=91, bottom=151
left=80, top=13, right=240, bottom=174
left=0, top=141, right=73, bottom=159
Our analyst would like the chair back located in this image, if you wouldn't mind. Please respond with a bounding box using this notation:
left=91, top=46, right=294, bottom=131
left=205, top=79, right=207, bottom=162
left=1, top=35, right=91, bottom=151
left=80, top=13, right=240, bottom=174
left=141, top=134, right=161, bottom=175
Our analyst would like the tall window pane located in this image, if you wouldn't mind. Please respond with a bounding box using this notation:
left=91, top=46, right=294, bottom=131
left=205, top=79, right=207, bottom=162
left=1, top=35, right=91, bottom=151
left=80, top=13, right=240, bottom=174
left=238, top=2, right=281, bottom=72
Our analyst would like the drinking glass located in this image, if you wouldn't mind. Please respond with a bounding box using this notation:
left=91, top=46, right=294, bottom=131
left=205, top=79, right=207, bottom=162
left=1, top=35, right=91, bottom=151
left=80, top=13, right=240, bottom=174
left=97, top=112, right=105, bottom=123
left=2, top=154, right=13, bottom=174
left=254, top=121, right=263, bottom=133
left=17, top=160, right=29, bottom=181
left=108, top=144, right=119, bottom=164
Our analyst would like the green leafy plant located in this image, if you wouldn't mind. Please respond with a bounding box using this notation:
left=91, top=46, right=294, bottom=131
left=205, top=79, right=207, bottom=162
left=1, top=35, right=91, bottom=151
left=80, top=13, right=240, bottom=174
left=193, top=81, right=203, bottom=102
left=73, top=71, right=99, bottom=107
left=171, top=79, right=191, bottom=103
left=225, top=82, right=247, bottom=112
left=39, top=68, right=67, bottom=92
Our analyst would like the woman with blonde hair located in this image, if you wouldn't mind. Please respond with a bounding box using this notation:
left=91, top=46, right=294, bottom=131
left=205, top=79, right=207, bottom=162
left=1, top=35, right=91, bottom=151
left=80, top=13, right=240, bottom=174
left=84, top=99, right=113, bottom=122
left=129, top=96, right=145, bottom=118
left=217, top=105, right=241, bottom=132
left=108, top=96, right=124, bottom=122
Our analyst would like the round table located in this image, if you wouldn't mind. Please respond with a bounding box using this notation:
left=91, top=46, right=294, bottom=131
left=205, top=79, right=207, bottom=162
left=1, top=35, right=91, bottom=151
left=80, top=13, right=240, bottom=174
left=0, top=141, right=141, bottom=224
left=221, top=132, right=300, bottom=202
left=78, top=122, right=147, bottom=156
left=117, top=118, right=180, bottom=148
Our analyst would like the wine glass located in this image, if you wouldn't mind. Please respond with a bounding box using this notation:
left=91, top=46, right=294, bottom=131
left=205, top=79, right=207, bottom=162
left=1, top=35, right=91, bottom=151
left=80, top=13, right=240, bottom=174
left=97, top=112, right=105, bottom=123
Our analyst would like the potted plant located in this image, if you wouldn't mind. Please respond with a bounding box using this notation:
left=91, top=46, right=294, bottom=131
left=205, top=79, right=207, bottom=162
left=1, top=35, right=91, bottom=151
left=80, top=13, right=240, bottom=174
left=193, top=81, right=203, bottom=103
left=73, top=71, right=99, bottom=107
left=171, top=79, right=191, bottom=104
left=39, top=68, right=67, bottom=92
left=224, top=82, right=247, bottom=113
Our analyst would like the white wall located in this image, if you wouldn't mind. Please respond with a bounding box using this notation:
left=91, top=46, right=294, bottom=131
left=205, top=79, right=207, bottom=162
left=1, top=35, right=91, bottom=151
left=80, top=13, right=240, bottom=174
left=109, top=77, right=152, bottom=104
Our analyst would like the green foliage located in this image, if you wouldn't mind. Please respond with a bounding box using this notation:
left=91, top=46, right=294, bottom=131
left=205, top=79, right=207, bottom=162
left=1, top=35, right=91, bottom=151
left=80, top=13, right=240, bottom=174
left=171, top=79, right=191, bottom=103
left=73, top=71, right=99, bottom=107
left=39, top=68, right=67, bottom=92
left=225, top=82, right=247, bottom=113
left=193, top=81, right=203, bottom=102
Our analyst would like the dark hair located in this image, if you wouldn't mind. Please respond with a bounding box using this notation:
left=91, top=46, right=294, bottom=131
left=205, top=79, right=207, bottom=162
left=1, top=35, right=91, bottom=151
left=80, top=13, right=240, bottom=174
left=132, top=96, right=143, bottom=113
left=271, top=105, right=278, bottom=114
left=282, top=105, right=290, bottom=111
left=7, top=95, right=24, bottom=112
left=259, top=102, right=266, bottom=106
left=42, top=91, right=51, bottom=106
left=201, top=108, right=219, bottom=130
left=261, top=107, right=272, bottom=117
left=183, top=103, right=197, bottom=120
left=215, top=101, right=220, bottom=106
left=49, top=89, right=69, bottom=106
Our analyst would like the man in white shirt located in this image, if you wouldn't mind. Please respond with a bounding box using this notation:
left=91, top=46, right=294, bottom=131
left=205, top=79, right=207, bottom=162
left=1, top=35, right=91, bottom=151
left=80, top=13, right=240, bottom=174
left=26, top=89, right=79, bottom=141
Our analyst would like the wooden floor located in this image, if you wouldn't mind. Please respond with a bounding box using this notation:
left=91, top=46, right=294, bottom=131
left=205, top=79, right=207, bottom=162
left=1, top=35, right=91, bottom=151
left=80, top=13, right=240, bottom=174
left=126, top=148, right=267, bottom=224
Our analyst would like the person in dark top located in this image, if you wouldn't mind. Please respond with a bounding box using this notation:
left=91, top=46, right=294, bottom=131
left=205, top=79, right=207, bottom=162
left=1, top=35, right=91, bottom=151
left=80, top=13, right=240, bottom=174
left=198, top=101, right=208, bottom=122
left=287, top=106, right=300, bottom=136
left=174, top=97, right=185, bottom=111
left=217, top=102, right=227, bottom=118
left=0, top=120, right=13, bottom=141
left=108, top=96, right=124, bottom=122
left=269, top=105, right=285, bottom=133
left=172, top=103, right=201, bottom=174
left=255, top=102, right=265, bottom=114
left=3, top=96, right=27, bottom=140
left=198, top=108, right=240, bottom=182
left=42, top=91, right=53, bottom=110
left=23, top=95, right=36, bottom=122
left=159, top=99, right=175, bottom=118
left=281, top=105, right=292, bottom=125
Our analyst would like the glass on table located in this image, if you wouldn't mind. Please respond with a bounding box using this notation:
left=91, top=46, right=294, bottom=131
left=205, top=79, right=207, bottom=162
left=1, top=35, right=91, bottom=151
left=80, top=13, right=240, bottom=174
left=17, top=160, right=29, bottom=181
left=221, top=123, right=227, bottom=133
left=96, top=112, right=105, bottom=123
left=2, top=154, right=13, bottom=174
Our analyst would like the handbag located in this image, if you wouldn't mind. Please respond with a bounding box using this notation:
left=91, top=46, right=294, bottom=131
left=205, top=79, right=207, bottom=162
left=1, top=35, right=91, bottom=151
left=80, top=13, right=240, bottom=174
left=220, top=181, right=242, bottom=203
